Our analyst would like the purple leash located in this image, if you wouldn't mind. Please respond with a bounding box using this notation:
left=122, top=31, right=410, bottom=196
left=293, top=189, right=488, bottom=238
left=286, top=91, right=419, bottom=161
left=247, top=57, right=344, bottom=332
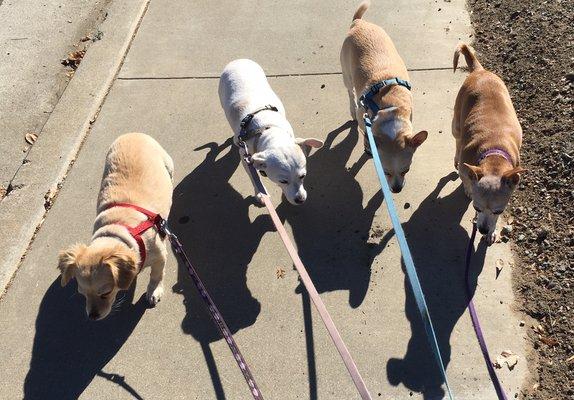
left=465, top=222, right=508, bottom=400
left=159, top=220, right=264, bottom=400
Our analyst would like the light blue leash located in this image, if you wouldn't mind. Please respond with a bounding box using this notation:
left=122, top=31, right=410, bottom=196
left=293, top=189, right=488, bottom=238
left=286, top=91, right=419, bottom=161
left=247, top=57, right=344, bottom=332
left=361, top=79, right=454, bottom=399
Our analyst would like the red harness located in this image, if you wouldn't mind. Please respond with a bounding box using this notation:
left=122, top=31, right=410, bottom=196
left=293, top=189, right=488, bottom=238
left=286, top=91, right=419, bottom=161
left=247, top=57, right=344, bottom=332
left=103, top=202, right=165, bottom=267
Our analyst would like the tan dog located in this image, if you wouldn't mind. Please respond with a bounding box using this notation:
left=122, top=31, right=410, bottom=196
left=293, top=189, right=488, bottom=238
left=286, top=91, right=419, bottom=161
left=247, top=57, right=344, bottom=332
left=58, top=133, right=174, bottom=320
left=452, top=43, right=526, bottom=244
left=340, top=0, right=428, bottom=192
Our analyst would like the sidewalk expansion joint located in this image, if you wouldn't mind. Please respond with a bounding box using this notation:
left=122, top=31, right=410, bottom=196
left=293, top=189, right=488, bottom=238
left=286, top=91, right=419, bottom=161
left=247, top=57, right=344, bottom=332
left=117, top=67, right=452, bottom=81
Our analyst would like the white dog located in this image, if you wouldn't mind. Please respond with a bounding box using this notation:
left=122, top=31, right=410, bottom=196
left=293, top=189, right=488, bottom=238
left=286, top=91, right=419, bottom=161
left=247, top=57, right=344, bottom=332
left=218, top=59, right=323, bottom=205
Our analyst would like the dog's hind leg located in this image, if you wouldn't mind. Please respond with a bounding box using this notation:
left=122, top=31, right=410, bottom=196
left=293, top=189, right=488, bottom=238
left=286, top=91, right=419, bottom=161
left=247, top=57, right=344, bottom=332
left=452, top=118, right=462, bottom=170
left=162, top=152, right=175, bottom=182
left=347, top=88, right=358, bottom=121
left=341, top=53, right=358, bottom=121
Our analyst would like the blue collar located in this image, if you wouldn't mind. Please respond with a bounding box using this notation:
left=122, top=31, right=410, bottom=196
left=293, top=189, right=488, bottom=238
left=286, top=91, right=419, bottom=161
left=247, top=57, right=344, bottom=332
left=359, top=78, right=412, bottom=115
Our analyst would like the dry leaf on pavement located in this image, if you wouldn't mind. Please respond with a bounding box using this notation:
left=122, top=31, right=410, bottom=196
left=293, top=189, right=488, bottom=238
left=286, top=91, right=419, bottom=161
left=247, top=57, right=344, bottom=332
left=61, top=50, right=86, bottom=69
left=276, top=268, right=285, bottom=279
left=25, top=132, right=37, bottom=145
left=44, top=188, right=57, bottom=210
left=494, top=350, right=519, bottom=370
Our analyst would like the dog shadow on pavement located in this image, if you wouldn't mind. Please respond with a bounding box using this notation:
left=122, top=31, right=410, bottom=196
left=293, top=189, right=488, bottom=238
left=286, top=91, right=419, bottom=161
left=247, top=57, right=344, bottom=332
left=170, top=138, right=270, bottom=400
left=381, top=172, right=487, bottom=399
left=277, top=121, right=384, bottom=400
left=277, top=120, right=384, bottom=308
left=23, top=279, right=148, bottom=400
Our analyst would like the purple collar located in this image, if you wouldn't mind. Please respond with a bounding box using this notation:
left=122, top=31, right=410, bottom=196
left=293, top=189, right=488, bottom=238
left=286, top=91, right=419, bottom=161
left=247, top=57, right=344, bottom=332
left=477, top=148, right=513, bottom=165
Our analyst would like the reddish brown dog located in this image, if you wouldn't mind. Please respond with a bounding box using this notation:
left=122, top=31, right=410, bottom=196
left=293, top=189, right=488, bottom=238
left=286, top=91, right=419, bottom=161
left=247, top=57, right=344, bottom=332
left=452, top=43, right=526, bottom=244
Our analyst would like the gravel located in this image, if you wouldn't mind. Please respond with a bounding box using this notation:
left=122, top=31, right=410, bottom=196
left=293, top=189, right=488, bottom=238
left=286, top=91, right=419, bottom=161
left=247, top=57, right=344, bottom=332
left=468, top=0, right=574, bottom=398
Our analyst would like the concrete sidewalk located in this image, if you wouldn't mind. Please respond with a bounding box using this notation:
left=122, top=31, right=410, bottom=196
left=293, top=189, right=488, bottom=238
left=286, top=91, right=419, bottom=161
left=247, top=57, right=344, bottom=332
left=0, top=1, right=529, bottom=399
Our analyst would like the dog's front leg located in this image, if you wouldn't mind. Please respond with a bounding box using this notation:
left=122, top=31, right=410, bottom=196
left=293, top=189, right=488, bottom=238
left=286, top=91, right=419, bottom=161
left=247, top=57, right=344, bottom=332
left=239, top=149, right=267, bottom=205
left=146, top=244, right=166, bottom=306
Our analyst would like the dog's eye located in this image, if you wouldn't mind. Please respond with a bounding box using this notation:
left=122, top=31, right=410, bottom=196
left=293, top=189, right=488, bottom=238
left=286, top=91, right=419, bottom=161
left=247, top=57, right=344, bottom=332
left=259, top=170, right=267, bottom=177
left=384, top=171, right=391, bottom=177
left=401, top=169, right=409, bottom=176
left=492, top=210, right=503, bottom=215
left=279, top=180, right=288, bottom=184
left=100, top=291, right=112, bottom=299
left=299, top=174, right=306, bottom=180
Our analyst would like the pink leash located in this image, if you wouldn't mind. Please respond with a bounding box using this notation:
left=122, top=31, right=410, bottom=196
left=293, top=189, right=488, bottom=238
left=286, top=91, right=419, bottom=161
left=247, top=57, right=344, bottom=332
left=244, top=159, right=373, bottom=400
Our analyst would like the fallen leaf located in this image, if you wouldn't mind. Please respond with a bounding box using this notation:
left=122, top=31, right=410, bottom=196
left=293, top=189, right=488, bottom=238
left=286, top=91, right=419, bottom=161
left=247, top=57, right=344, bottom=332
left=540, top=336, right=559, bottom=347
left=25, top=132, right=38, bottom=145
left=495, top=350, right=519, bottom=370
left=44, top=188, right=57, bottom=210
left=276, top=268, right=285, bottom=279
left=495, top=259, right=504, bottom=278
left=533, top=324, right=545, bottom=334
left=61, top=50, right=86, bottom=69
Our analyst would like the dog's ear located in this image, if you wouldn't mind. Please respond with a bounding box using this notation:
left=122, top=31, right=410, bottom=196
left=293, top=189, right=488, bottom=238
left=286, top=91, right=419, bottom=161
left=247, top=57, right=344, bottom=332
left=463, top=163, right=483, bottom=181
left=406, top=130, right=428, bottom=148
left=57, top=244, right=86, bottom=287
left=106, top=246, right=138, bottom=290
left=502, top=167, right=527, bottom=187
left=295, top=138, right=324, bottom=156
left=251, top=151, right=268, bottom=170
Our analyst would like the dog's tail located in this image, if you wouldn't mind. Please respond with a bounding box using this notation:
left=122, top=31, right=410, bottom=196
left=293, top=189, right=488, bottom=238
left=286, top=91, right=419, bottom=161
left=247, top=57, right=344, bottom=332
left=453, top=42, right=483, bottom=73
left=352, top=1, right=370, bottom=21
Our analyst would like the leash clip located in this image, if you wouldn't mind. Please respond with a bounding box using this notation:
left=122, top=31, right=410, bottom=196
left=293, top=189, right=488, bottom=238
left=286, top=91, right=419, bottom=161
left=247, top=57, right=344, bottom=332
left=237, top=139, right=253, bottom=165
left=157, top=218, right=174, bottom=239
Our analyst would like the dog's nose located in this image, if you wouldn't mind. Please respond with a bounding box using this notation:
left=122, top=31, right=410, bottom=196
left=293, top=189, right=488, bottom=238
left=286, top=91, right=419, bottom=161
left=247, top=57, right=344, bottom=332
left=294, top=197, right=305, bottom=204
left=88, top=311, right=100, bottom=320
left=390, top=185, right=402, bottom=193
left=478, top=225, right=489, bottom=235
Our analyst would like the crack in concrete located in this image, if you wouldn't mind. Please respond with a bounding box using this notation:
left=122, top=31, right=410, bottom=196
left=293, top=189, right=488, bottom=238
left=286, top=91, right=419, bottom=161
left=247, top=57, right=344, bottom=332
left=117, top=67, right=452, bottom=81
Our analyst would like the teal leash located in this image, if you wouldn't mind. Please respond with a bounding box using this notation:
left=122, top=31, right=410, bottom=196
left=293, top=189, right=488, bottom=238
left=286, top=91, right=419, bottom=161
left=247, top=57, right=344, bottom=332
left=363, top=115, right=454, bottom=399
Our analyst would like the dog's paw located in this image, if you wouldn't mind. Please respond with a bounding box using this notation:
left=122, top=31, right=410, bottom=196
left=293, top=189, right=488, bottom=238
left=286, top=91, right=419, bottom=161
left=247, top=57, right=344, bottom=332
left=254, top=193, right=266, bottom=206
left=486, top=231, right=498, bottom=246
left=146, top=283, right=164, bottom=306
